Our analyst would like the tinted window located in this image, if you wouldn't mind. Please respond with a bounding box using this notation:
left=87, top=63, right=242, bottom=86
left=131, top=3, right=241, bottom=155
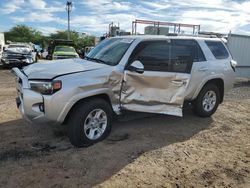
left=129, top=39, right=205, bottom=73
left=205, top=41, right=229, bottom=59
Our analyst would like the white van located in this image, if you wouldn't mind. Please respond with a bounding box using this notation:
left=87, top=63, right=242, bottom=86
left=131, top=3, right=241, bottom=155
left=0, top=33, right=5, bottom=59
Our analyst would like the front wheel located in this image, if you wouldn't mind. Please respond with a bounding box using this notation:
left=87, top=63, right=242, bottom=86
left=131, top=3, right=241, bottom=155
left=68, top=98, right=113, bottom=147
left=193, top=84, right=220, bottom=117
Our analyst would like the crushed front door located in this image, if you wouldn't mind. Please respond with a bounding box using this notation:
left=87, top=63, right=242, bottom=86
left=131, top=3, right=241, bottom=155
left=120, top=39, right=202, bottom=117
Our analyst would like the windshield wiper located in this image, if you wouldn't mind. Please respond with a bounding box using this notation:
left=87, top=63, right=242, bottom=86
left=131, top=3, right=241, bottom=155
left=85, top=56, right=108, bottom=65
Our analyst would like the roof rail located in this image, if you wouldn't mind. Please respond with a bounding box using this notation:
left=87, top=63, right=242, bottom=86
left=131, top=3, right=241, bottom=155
left=165, top=33, right=219, bottom=38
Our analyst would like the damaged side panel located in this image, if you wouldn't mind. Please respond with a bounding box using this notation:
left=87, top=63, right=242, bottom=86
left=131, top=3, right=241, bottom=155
left=120, top=71, right=190, bottom=116
left=104, top=70, right=124, bottom=113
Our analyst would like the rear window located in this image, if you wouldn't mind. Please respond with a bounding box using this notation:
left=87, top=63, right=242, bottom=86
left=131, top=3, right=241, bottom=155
left=205, top=41, right=229, bottom=59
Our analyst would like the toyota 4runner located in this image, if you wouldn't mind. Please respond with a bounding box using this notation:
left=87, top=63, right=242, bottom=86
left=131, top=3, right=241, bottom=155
left=12, top=36, right=237, bottom=147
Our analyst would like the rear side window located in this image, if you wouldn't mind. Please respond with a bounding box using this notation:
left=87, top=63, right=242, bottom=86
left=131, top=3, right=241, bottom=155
left=129, top=39, right=205, bottom=73
left=205, top=41, right=229, bottom=59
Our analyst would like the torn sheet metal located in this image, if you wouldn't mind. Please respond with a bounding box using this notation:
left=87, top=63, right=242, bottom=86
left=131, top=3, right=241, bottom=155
left=120, top=71, right=190, bottom=117
left=104, top=70, right=124, bottom=114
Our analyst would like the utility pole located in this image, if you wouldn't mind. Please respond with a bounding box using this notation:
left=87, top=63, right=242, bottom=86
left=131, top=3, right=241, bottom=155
left=66, top=1, right=72, bottom=40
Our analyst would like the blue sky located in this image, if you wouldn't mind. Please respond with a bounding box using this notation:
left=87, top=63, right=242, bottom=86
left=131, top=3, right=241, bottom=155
left=0, top=0, right=250, bottom=36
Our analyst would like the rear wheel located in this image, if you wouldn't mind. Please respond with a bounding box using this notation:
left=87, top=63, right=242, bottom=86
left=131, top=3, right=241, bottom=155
left=68, top=98, right=113, bottom=147
left=193, top=84, right=220, bottom=117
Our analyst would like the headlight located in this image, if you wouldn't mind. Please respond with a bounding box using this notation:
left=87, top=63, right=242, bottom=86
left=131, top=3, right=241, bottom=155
left=23, top=58, right=33, bottom=64
left=29, top=80, right=62, bottom=95
left=2, top=53, right=7, bottom=58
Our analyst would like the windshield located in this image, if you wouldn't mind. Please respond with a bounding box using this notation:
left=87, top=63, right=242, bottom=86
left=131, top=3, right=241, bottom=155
left=55, top=46, right=76, bottom=53
left=7, top=45, right=31, bottom=54
left=86, top=38, right=134, bottom=66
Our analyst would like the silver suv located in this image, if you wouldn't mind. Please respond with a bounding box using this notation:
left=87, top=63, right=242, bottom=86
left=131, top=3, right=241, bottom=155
left=13, top=36, right=237, bottom=147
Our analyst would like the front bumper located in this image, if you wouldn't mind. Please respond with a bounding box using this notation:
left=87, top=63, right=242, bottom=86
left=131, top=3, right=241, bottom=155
left=2, top=58, right=32, bottom=67
left=15, top=83, right=52, bottom=124
left=12, top=68, right=57, bottom=124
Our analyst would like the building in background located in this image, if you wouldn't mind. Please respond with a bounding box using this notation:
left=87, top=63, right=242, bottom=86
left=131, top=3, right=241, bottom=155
left=227, top=34, right=250, bottom=78
left=119, top=30, right=131, bottom=36
left=144, top=26, right=169, bottom=35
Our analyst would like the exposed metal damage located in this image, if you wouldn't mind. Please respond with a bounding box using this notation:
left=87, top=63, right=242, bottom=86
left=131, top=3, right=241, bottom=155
left=120, top=71, right=191, bottom=116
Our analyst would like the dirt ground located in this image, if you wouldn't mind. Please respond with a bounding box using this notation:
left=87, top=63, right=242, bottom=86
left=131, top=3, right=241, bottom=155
left=0, top=69, right=249, bottom=188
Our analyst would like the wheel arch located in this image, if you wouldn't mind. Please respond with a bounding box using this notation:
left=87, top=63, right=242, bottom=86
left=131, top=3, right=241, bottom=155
left=193, top=78, right=224, bottom=103
left=62, top=93, right=114, bottom=124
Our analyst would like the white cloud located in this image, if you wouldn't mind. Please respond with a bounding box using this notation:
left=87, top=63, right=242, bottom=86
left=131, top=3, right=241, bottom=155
left=37, top=26, right=59, bottom=36
left=1, top=0, right=65, bottom=14
left=80, top=0, right=132, bottom=13
left=2, top=0, right=250, bottom=35
left=29, top=0, right=47, bottom=9
left=142, top=2, right=171, bottom=10
left=70, top=13, right=137, bottom=34
left=1, top=0, right=25, bottom=14
left=11, top=12, right=66, bottom=25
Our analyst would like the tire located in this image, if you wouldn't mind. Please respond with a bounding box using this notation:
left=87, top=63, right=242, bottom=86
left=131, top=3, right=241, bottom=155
left=193, top=84, right=220, bottom=117
left=68, top=98, right=113, bottom=147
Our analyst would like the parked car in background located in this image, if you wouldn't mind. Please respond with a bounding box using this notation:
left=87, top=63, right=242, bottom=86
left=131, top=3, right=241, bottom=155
left=1, top=43, right=34, bottom=68
left=34, top=44, right=43, bottom=60
left=78, top=46, right=95, bottom=59
left=46, top=39, right=78, bottom=60
left=84, top=46, right=94, bottom=55
left=53, top=45, right=79, bottom=60
left=13, top=36, right=237, bottom=147
left=41, top=49, right=48, bottom=59
left=29, top=43, right=38, bottom=62
left=0, top=33, right=5, bottom=60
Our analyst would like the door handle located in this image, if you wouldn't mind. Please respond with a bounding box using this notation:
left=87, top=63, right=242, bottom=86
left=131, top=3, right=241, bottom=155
left=171, top=80, right=186, bottom=86
left=199, top=67, right=208, bottom=71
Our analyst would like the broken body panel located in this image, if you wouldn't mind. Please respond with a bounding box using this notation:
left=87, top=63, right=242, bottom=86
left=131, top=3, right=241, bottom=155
left=12, top=36, right=235, bottom=124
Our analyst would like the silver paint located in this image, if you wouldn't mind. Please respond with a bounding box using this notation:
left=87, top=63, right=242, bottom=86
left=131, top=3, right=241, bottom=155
left=12, top=36, right=236, bottom=124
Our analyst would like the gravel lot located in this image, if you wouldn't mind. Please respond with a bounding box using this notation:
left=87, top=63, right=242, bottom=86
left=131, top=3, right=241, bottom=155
left=0, top=69, right=249, bottom=188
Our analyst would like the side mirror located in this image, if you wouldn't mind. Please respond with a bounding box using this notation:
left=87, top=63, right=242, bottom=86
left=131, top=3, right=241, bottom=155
left=127, top=60, right=144, bottom=74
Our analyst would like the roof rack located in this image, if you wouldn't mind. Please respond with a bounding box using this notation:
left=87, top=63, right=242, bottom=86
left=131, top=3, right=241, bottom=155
left=132, top=19, right=201, bottom=35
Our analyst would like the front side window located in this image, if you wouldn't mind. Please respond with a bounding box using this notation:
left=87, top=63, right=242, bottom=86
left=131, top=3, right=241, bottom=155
left=205, top=41, right=229, bottom=59
left=129, top=39, right=205, bottom=73
left=87, top=38, right=133, bottom=66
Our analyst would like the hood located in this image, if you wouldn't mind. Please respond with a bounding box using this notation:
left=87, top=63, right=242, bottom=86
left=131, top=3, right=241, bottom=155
left=23, top=58, right=108, bottom=79
left=53, top=51, right=77, bottom=55
left=6, top=48, right=31, bottom=55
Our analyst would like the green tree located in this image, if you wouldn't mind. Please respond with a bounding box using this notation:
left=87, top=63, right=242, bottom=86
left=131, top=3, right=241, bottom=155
left=4, top=25, right=47, bottom=47
left=4, top=25, right=96, bottom=50
left=49, top=30, right=95, bottom=49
